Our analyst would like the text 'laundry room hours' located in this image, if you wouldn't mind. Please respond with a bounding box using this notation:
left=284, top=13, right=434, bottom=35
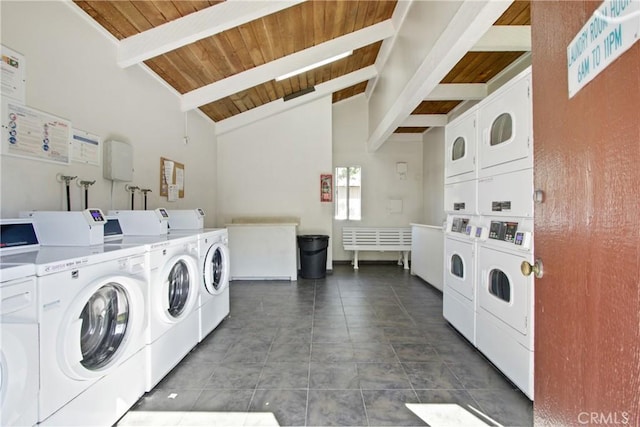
left=566, top=0, right=639, bottom=97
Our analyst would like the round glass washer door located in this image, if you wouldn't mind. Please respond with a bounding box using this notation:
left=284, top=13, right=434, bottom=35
left=167, top=260, right=191, bottom=318
left=203, top=242, right=229, bottom=295
left=79, top=283, right=129, bottom=370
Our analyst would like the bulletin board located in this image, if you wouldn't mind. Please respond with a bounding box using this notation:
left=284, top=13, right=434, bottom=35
left=160, top=157, right=185, bottom=199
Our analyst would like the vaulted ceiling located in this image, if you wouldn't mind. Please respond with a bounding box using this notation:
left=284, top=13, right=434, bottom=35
left=72, top=0, right=530, bottom=141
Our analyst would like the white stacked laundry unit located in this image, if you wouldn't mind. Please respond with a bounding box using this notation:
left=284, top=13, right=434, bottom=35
left=442, top=66, right=535, bottom=400
left=475, top=66, right=535, bottom=400
left=443, top=103, right=481, bottom=346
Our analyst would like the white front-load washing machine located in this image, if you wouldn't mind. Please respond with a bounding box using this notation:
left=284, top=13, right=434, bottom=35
left=0, top=261, right=39, bottom=427
left=476, top=216, right=534, bottom=399
left=166, top=209, right=230, bottom=342
left=104, top=213, right=200, bottom=391
left=143, top=234, right=199, bottom=390
left=8, top=212, right=150, bottom=426
left=442, top=215, right=480, bottom=345
left=2, top=244, right=149, bottom=426
left=1, top=218, right=41, bottom=427
left=195, top=229, right=230, bottom=341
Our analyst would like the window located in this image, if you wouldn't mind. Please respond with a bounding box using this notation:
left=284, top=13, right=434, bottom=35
left=335, top=166, right=361, bottom=220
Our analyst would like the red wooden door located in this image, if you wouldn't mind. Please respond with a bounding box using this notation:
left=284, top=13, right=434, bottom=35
left=531, top=1, right=640, bottom=425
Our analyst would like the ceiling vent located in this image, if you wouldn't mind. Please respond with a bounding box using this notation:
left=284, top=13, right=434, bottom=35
left=283, top=86, right=315, bottom=102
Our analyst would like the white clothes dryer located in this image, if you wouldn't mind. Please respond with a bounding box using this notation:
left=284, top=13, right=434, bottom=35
left=2, top=244, right=149, bottom=426
left=0, top=262, right=38, bottom=427
left=476, top=216, right=534, bottom=399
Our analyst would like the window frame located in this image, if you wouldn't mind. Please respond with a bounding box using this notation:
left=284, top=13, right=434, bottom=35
left=334, top=166, right=361, bottom=221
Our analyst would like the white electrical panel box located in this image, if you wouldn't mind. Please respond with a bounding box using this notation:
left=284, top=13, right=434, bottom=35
left=103, top=140, right=133, bottom=182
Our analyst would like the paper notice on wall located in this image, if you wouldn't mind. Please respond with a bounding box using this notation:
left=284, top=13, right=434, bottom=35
left=1, top=45, right=26, bottom=104
left=176, top=167, right=184, bottom=191
left=1, top=100, right=71, bottom=164
left=71, top=129, right=101, bottom=166
left=167, top=184, right=179, bottom=202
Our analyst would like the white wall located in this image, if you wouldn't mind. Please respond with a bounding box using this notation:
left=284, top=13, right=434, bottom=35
left=422, top=128, right=445, bottom=226
left=216, top=96, right=333, bottom=264
left=0, top=2, right=218, bottom=225
left=367, top=1, right=461, bottom=148
left=332, top=95, right=424, bottom=261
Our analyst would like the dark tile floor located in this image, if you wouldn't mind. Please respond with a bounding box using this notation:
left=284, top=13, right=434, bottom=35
left=120, top=264, right=533, bottom=427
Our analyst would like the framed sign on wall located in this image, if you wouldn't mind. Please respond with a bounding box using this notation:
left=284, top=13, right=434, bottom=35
left=320, top=174, right=332, bottom=202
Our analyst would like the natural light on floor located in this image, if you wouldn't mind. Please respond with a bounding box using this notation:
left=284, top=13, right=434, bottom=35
left=116, top=404, right=503, bottom=427
left=406, top=403, right=502, bottom=427
left=117, top=411, right=280, bottom=426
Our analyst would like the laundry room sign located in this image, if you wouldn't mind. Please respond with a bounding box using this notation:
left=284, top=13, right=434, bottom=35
left=567, top=0, right=640, bottom=98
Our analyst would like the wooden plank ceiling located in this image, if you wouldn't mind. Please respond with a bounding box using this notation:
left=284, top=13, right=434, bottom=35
left=73, top=0, right=530, bottom=134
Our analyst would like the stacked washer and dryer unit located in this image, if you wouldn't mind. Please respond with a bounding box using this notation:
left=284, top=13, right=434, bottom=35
left=1, top=211, right=149, bottom=426
left=443, top=66, right=535, bottom=399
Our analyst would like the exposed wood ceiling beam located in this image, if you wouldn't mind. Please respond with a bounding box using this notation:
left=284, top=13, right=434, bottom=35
left=470, top=25, right=531, bottom=52
left=425, top=83, right=488, bottom=101
left=401, top=114, right=448, bottom=127
left=365, top=0, right=414, bottom=99
left=386, top=133, right=424, bottom=143
left=216, top=66, right=377, bottom=135
left=367, top=0, right=513, bottom=151
left=181, top=20, right=394, bottom=112
left=117, top=0, right=306, bottom=68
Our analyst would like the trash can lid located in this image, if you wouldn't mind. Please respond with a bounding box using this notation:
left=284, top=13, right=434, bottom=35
left=298, top=234, right=329, bottom=240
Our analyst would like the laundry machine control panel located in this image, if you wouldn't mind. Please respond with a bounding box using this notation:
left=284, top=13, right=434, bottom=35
left=489, top=221, right=518, bottom=243
left=84, top=209, right=107, bottom=224
left=485, top=220, right=532, bottom=250
left=30, top=210, right=106, bottom=246
left=109, top=209, right=169, bottom=235
left=451, top=217, right=469, bottom=233
left=0, top=219, right=40, bottom=252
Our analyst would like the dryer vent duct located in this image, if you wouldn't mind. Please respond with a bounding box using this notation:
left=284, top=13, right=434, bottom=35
left=283, top=86, right=315, bottom=102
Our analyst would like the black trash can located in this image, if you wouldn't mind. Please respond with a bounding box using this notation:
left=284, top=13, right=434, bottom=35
left=297, top=235, right=329, bottom=279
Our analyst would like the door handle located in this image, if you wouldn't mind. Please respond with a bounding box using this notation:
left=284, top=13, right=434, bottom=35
left=521, top=259, right=543, bottom=278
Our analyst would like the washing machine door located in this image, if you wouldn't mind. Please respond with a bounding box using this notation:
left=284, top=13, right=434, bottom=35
left=0, top=323, right=39, bottom=427
left=160, top=255, right=198, bottom=320
left=203, top=242, right=230, bottom=295
left=61, top=276, right=144, bottom=379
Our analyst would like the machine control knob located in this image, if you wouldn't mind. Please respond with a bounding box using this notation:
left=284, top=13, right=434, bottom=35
left=521, top=259, right=544, bottom=278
